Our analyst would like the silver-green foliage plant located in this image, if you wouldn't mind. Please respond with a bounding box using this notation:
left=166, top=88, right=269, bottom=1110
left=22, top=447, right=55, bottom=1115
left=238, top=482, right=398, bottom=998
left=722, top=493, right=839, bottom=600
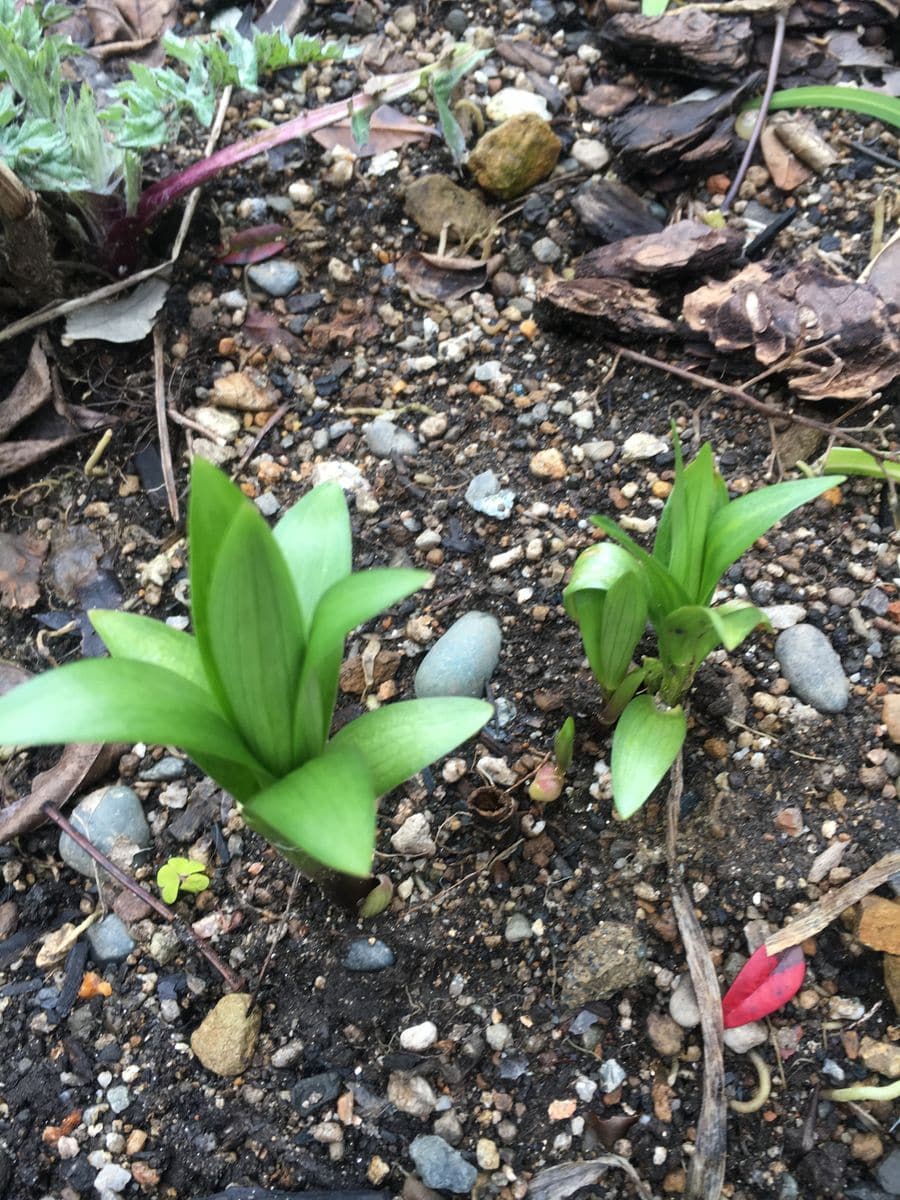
left=0, top=461, right=491, bottom=880
left=564, top=433, right=843, bottom=819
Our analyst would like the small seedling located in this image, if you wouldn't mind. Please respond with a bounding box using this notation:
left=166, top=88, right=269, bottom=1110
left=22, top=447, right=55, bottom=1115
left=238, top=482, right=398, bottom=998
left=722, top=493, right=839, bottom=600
left=0, top=460, right=491, bottom=883
left=528, top=716, right=575, bottom=803
left=157, top=857, right=210, bottom=904
left=565, top=430, right=843, bottom=819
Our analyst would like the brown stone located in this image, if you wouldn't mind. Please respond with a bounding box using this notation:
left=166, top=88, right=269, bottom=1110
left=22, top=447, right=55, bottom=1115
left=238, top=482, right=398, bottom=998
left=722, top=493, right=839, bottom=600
left=529, top=448, right=566, bottom=479
left=851, top=1132, right=884, bottom=1165
left=857, top=897, right=900, bottom=955
left=774, top=806, right=803, bottom=836
left=882, top=692, right=900, bottom=742
left=468, top=114, right=561, bottom=200
left=560, top=921, right=651, bottom=1007
left=647, top=1011, right=684, bottom=1057
left=859, top=1035, right=900, bottom=1079
left=190, top=993, right=260, bottom=1077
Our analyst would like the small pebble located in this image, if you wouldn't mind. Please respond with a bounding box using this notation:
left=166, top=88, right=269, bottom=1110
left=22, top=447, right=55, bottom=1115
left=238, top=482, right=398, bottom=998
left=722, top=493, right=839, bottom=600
left=504, top=913, right=532, bottom=943
left=343, top=937, right=395, bottom=972
left=247, top=260, right=299, bottom=297
left=400, top=1020, right=438, bottom=1052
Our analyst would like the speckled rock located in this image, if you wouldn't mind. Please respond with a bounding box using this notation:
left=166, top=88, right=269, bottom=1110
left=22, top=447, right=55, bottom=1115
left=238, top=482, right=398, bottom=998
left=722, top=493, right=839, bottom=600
left=363, top=419, right=419, bottom=459
left=775, top=624, right=850, bottom=713
left=468, top=114, right=561, bottom=200
left=190, top=993, right=260, bottom=1077
left=560, top=921, right=651, bottom=1007
left=410, top=1135, right=478, bottom=1193
left=404, top=173, right=494, bottom=242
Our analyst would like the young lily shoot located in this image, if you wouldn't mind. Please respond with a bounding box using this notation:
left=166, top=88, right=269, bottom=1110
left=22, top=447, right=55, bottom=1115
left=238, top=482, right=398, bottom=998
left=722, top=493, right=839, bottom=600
left=0, top=461, right=492, bottom=885
left=564, top=431, right=843, bottom=819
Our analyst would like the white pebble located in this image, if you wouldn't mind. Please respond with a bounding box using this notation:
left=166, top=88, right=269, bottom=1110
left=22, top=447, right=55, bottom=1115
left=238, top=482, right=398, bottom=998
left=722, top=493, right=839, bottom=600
left=400, top=1020, right=438, bottom=1052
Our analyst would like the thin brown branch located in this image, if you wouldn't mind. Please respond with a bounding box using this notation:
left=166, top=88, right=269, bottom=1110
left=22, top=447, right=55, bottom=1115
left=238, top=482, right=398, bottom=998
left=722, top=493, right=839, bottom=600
left=608, top=343, right=899, bottom=463
left=43, top=801, right=244, bottom=992
left=152, top=324, right=179, bottom=523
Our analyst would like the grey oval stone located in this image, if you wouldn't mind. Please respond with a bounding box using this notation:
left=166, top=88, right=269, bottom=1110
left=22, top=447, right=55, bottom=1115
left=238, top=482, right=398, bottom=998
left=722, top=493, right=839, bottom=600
left=138, top=755, right=185, bottom=782
left=86, top=914, right=135, bottom=965
left=414, top=611, right=501, bottom=699
left=363, top=419, right=419, bottom=459
left=343, top=937, right=395, bottom=971
left=247, top=260, right=299, bottom=297
left=465, top=469, right=516, bottom=520
left=59, top=785, right=150, bottom=878
left=410, top=1135, right=477, bottom=1194
left=775, top=624, right=850, bottom=714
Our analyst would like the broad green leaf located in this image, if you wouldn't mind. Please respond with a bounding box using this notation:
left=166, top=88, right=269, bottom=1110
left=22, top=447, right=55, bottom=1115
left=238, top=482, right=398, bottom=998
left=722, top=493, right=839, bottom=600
left=563, top=543, right=648, bottom=693
left=326, top=697, right=492, bottom=797
left=822, top=447, right=900, bottom=483
left=659, top=601, right=769, bottom=673
left=746, top=86, right=900, bottom=131
left=207, top=502, right=304, bottom=777
left=273, top=482, right=350, bottom=633
left=293, top=567, right=428, bottom=757
left=241, top=751, right=376, bottom=877
left=89, top=610, right=210, bottom=692
left=188, top=457, right=249, bottom=712
left=591, top=516, right=690, bottom=621
left=610, top=695, right=686, bottom=819
left=660, top=442, right=729, bottom=602
left=641, top=0, right=671, bottom=12
left=699, top=476, right=843, bottom=604
left=0, top=659, right=266, bottom=777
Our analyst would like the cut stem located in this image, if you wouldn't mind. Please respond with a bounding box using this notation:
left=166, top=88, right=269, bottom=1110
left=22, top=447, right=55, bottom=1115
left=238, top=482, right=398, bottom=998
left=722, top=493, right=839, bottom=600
left=722, top=11, right=787, bottom=214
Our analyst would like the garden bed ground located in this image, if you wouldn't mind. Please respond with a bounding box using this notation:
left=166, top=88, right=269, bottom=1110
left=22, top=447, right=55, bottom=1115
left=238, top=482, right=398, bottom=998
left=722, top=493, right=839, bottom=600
left=0, top=1, right=899, bottom=1198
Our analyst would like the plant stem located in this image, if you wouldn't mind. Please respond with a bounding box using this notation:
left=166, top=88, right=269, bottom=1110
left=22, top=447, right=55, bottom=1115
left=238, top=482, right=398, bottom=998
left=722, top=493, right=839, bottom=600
left=43, top=801, right=244, bottom=992
left=722, top=11, right=788, bottom=214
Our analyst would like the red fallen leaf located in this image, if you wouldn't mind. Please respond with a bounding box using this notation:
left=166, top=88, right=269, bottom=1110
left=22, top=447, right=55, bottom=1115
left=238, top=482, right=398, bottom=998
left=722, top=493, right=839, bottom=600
left=722, top=944, right=806, bottom=1029
left=216, top=223, right=287, bottom=265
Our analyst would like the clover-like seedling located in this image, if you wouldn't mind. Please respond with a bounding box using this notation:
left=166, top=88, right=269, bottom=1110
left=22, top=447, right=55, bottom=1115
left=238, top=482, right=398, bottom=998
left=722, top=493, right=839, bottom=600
left=565, top=429, right=844, bottom=819
left=157, top=857, right=210, bottom=904
left=0, top=459, right=491, bottom=886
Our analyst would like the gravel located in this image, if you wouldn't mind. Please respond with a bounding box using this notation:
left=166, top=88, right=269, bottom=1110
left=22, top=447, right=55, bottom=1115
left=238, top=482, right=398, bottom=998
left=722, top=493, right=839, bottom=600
left=775, top=624, right=851, bottom=713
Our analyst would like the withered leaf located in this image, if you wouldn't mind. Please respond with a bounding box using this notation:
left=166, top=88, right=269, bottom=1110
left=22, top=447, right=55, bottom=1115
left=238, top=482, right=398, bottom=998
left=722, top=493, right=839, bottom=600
left=396, top=252, right=489, bottom=304
left=600, top=10, right=753, bottom=82
left=0, top=531, right=47, bottom=610
left=495, top=38, right=558, bottom=76
left=307, top=298, right=381, bottom=351
left=574, top=219, right=742, bottom=282
left=585, top=1111, right=640, bottom=1151
left=243, top=308, right=303, bottom=352
left=0, top=741, right=123, bottom=845
left=760, top=125, right=812, bottom=191
left=86, top=0, right=175, bottom=44
left=0, top=339, right=51, bottom=441
left=312, top=105, right=434, bottom=157
left=539, top=277, right=675, bottom=338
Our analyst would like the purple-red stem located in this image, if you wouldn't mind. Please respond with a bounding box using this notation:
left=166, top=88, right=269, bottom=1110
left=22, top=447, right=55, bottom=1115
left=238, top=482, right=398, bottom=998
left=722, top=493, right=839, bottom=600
left=721, top=13, right=787, bottom=214
left=43, top=801, right=244, bottom=992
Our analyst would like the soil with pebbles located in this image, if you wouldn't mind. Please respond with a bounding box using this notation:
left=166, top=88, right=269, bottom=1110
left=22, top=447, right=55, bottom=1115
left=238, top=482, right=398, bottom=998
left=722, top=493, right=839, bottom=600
left=0, top=1, right=899, bottom=1198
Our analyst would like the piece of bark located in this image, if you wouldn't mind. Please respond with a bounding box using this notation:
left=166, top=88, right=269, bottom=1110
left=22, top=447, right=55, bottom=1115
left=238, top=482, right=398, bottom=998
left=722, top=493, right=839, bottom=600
left=538, top=276, right=675, bottom=338
left=787, top=0, right=898, bottom=31
left=682, top=261, right=900, bottom=401
left=0, top=163, right=61, bottom=304
left=574, top=218, right=742, bottom=282
left=609, top=73, right=763, bottom=182
left=600, top=10, right=752, bottom=81
left=495, top=37, right=558, bottom=75
left=0, top=339, right=52, bottom=441
left=571, top=180, right=664, bottom=243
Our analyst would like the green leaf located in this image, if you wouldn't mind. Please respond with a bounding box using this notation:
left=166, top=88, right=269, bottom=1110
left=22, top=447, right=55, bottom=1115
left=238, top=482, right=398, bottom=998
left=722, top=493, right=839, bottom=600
left=179, top=870, right=210, bottom=894
left=89, top=610, right=210, bottom=692
left=241, top=751, right=376, bottom=877
left=610, top=695, right=686, bottom=819
left=659, top=601, right=769, bottom=674
left=294, top=567, right=429, bottom=757
left=745, top=85, right=900, bottom=130
left=273, top=482, right=351, bottom=634
left=822, top=448, right=900, bottom=484
left=0, top=659, right=266, bottom=778
left=591, top=516, right=690, bottom=621
left=699, top=476, right=844, bottom=604
left=554, top=716, right=575, bottom=772
left=641, top=0, right=671, bottom=11
left=658, top=440, right=729, bottom=602
left=326, top=697, right=492, bottom=797
left=207, top=502, right=304, bottom=777
left=157, top=863, right=180, bottom=904
left=188, top=457, right=252, bottom=713
left=563, top=543, right=648, bottom=693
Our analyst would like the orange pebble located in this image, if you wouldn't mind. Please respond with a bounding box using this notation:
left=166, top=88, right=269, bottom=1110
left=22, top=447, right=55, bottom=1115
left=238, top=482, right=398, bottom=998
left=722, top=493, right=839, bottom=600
left=77, top=972, right=112, bottom=1000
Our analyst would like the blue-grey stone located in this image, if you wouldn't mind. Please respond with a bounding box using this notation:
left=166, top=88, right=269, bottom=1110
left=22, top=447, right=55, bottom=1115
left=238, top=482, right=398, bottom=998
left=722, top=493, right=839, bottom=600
left=410, top=1135, right=477, bottom=1194
left=599, top=1058, right=626, bottom=1093
left=106, top=1085, right=130, bottom=1114
left=59, top=785, right=151, bottom=878
left=247, top=260, right=299, bottom=297
left=877, top=1150, right=900, bottom=1196
left=363, top=419, right=418, bottom=459
left=464, top=470, right=516, bottom=520
left=86, top=915, right=135, bottom=965
left=138, top=755, right=185, bottom=782
left=415, top=611, right=501, bottom=700
left=775, top=624, right=850, bottom=713
left=343, top=937, right=395, bottom=971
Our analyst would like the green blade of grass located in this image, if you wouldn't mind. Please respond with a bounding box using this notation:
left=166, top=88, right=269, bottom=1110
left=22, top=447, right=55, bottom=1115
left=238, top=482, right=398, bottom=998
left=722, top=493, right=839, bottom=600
left=745, top=86, right=900, bottom=130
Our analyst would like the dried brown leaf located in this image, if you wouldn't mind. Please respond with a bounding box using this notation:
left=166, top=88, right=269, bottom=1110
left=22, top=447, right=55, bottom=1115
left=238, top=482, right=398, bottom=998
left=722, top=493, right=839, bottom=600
left=0, top=741, right=124, bottom=845
left=0, top=530, right=47, bottom=610
left=396, top=252, right=489, bottom=303
left=0, top=339, right=51, bottom=440
left=86, top=0, right=175, bottom=44
left=312, top=105, right=434, bottom=157
left=35, top=913, right=99, bottom=968
left=528, top=1157, right=652, bottom=1200
left=760, top=125, right=812, bottom=191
